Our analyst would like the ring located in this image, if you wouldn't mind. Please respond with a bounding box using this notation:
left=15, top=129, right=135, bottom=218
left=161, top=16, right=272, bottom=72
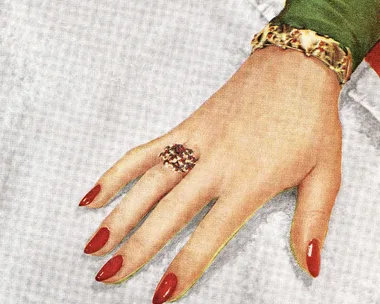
left=158, top=144, right=198, bottom=172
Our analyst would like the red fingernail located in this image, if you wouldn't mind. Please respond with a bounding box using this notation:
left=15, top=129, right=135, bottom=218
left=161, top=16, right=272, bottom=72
left=79, top=184, right=101, bottom=206
left=306, top=239, right=320, bottom=278
left=95, top=255, right=123, bottom=281
left=84, top=227, right=110, bottom=254
left=152, top=273, right=178, bottom=304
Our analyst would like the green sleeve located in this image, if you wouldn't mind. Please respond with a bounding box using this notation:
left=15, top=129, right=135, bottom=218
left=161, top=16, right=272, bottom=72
left=270, top=0, right=380, bottom=71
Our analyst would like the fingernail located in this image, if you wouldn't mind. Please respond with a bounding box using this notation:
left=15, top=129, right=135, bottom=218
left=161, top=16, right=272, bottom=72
left=306, top=239, right=320, bottom=278
left=95, top=255, right=123, bottom=281
left=152, top=273, right=178, bottom=304
left=84, top=227, right=110, bottom=254
left=79, top=184, right=101, bottom=206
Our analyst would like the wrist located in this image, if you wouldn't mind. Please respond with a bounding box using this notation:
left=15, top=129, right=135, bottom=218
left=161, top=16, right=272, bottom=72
left=248, top=46, right=341, bottom=89
left=250, top=23, right=352, bottom=85
left=238, top=46, right=341, bottom=120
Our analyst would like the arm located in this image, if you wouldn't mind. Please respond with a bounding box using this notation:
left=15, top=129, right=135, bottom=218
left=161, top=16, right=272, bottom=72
left=271, top=0, right=380, bottom=71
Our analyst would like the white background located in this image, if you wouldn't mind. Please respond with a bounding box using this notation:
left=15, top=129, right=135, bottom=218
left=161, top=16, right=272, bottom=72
left=1, top=0, right=379, bottom=303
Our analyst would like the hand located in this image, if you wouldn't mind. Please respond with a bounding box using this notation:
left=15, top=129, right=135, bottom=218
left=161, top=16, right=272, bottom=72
left=79, top=46, right=342, bottom=303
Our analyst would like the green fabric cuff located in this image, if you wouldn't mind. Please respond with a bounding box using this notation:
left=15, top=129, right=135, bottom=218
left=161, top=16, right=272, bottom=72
left=270, top=0, right=380, bottom=71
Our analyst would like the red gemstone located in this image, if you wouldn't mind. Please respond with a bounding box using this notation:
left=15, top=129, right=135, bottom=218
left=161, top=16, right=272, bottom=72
left=175, top=144, right=185, bottom=154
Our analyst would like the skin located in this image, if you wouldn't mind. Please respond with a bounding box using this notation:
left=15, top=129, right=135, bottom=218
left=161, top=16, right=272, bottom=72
left=83, top=46, right=342, bottom=301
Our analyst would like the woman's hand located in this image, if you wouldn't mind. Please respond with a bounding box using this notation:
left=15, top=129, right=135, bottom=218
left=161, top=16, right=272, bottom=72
left=79, top=46, right=342, bottom=303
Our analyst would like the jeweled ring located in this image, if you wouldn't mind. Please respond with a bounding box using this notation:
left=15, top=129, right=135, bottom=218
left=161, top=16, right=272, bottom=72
left=158, top=144, right=198, bottom=172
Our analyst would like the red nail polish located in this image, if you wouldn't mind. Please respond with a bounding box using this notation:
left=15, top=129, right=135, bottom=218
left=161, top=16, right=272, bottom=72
left=79, top=184, right=101, bottom=206
left=306, top=239, right=320, bottom=278
left=84, top=227, right=110, bottom=254
left=95, top=255, right=123, bottom=281
left=152, top=273, right=178, bottom=304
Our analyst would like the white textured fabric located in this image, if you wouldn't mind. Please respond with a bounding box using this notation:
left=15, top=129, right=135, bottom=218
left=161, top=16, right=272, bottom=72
left=1, top=1, right=379, bottom=303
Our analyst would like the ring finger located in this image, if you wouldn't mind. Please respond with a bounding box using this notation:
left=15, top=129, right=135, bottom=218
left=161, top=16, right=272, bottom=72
left=84, top=162, right=185, bottom=256
left=84, top=142, right=201, bottom=255
left=94, top=160, right=221, bottom=283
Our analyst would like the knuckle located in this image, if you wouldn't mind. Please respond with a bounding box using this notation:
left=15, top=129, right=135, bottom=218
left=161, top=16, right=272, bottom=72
left=334, top=174, right=342, bottom=193
left=143, top=165, right=166, bottom=181
left=126, top=143, right=147, bottom=156
left=129, top=237, right=147, bottom=254
left=327, top=170, right=342, bottom=196
left=304, top=209, right=331, bottom=222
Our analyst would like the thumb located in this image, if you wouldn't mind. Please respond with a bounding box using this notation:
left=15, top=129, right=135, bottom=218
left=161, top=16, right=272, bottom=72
left=290, top=140, right=342, bottom=278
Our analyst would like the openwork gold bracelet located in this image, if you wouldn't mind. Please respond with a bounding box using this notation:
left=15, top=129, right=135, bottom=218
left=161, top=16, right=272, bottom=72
left=250, top=23, right=353, bottom=85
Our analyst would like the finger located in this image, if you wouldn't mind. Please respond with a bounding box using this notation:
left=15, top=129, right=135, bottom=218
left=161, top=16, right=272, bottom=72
left=290, top=139, right=342, bottom=278
left=78, top=132, right=184, bottom=208
left=152, top=185, right=278, bottom=303
left=84, top=162, right=185, bottom=256
left=94, top=161, right=220, bottom=283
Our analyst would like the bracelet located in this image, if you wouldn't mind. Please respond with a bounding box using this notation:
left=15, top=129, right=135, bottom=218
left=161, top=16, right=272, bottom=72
left=250, top=23, right=353, bottom=85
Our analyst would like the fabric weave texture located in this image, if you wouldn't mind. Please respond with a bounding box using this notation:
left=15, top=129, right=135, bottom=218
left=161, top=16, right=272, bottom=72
left=1, top=1, right=379, bottom=303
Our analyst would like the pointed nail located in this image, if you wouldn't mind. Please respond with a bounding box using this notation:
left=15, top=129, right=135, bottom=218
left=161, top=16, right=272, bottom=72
left=152, top=273, right=178, bottom=304
left=306, top=239, right=320, bottom=278
left=95, top=255, right=123, bottom=282
left=79, top=184, right=101, bottom=206
left=84, top=227, right=110, bottom=254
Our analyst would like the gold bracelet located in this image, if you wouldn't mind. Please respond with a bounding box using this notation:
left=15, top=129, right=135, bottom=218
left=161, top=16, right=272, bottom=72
left=250, top=23, right=353, bottom=85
